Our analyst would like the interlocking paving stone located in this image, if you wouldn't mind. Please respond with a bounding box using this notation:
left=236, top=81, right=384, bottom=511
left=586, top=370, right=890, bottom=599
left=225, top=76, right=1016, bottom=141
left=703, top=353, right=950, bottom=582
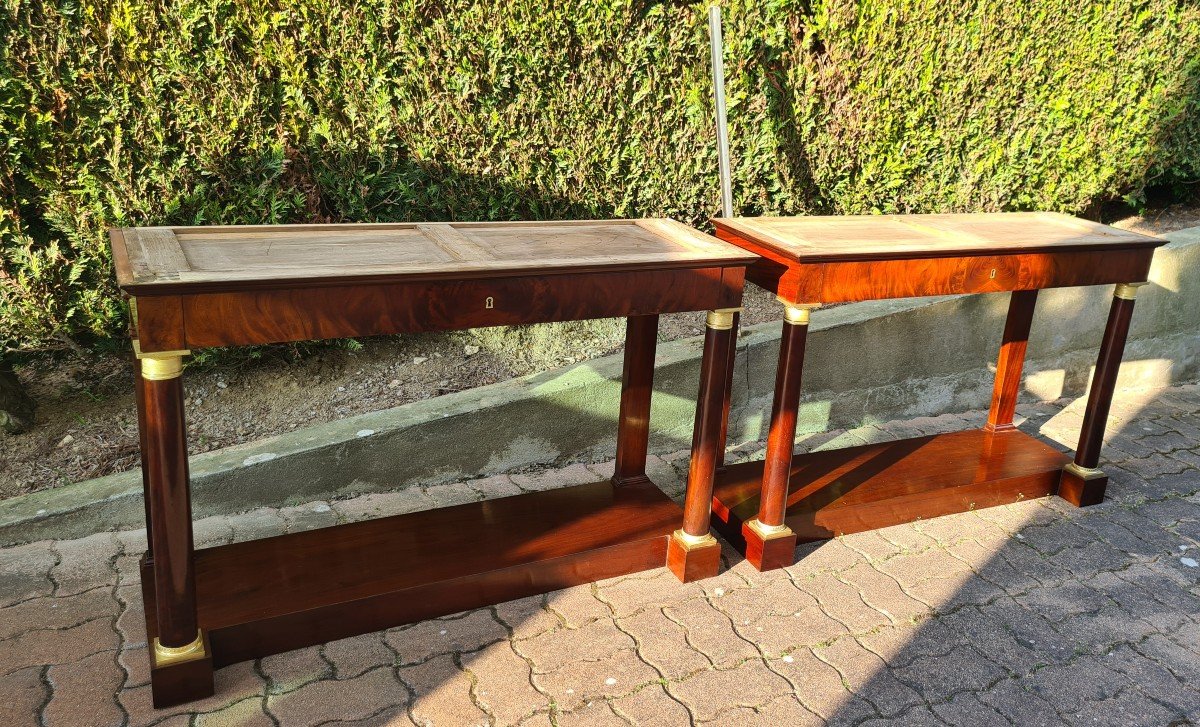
left=463, top=640, right=548, bottom=725
left=1, top=588, right=116, bottom=641
left=617, top=606, right=710, bottom=678
left=545, top=585, right=610, bottom=628
left=323, top=632, right=396, bottom=680
left=259, top=645, right=333, bottom=694
left=397, top=653, right=488, bottom=727
left=529, top=647, right=659, bottom=712
left=42, top=650, right=125, bottom=727
left=0, top=540, right=56, bottom=607
left=609, top=684, right=694, bottom=725
left=661, top=596, right=761, bottom=667
left=664, top=659, right=794, bottom=722
left=0, top=617, right=119, bottom=676
left=49, top=532, right=120, bottom=597
left=0, top=666, right=50, bottom=727
left=193, top=696, right=276, bottom=727
left=385, top=609, right=507, bottom=666
left=3, top=382, right=1199, bottom=724
left=815, top=637, right=922, bottom=718
left=272, top=666, right=412, bottom=727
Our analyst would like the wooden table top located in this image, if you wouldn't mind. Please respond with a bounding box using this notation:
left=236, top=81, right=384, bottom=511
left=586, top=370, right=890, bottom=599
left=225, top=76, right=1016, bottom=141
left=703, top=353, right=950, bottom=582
left=110, top=219, right=756, bottom=294
left=711, top=212, right=1163, bottom=264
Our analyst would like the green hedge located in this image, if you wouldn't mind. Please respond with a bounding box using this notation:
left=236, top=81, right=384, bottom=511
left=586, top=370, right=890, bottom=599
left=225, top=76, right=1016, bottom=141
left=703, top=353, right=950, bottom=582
left=2, top=0, right=1198, bottom=349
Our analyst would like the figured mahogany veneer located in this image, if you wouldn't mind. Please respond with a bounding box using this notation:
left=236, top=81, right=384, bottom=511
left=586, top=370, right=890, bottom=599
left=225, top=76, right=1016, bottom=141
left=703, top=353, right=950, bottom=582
left=709, top=211, right=1167, bottom=571
left=711, top=429, right=1070, bottom=545
left=714, top=212, right=1160, bottom=305
left=112, top=220, right=751, bottom=352
left=110, top=219, right=755, bottom=707
left=140, top=478, right=678, bottom=666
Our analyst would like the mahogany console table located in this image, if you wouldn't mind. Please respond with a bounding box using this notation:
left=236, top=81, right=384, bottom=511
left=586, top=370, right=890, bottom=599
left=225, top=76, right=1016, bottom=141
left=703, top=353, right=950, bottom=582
left=109, top=219, right=755, bottom=707
left=708, top=212, right=1166, bottom=570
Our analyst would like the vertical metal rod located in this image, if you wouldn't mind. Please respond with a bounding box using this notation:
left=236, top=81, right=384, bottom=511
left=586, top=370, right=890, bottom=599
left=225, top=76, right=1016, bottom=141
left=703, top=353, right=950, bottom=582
left=709, top=5, right=734, bottom=218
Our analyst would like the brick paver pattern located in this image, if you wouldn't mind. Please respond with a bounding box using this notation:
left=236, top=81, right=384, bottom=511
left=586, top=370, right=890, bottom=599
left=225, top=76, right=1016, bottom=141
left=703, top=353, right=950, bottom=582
left=2, top=383, right=1198, bottom=726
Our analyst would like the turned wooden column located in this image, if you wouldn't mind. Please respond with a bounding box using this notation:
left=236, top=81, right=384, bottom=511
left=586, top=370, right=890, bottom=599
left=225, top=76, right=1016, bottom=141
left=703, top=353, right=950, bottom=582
left=134, top=357, right=154, bottom=558
left=1059, top=283, right=1144, bottom=506
left=985, top=290, right=1039, bottom=432
left=745, top=302, right=816, bottom=570
left=716, top=311, right=740, bottom=468
left=668, top=308, right=738, bottom=582
left=614, top=314, right=659, bottom=484
left=137, top=347, right=208, bottom=668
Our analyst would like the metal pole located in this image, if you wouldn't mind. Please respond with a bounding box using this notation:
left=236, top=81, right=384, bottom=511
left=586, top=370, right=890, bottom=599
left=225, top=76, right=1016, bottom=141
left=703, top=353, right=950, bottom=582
left=708, top=5, right=734, bottom=218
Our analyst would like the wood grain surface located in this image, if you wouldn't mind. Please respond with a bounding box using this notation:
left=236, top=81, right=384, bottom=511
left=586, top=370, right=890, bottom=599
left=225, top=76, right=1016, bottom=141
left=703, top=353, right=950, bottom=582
left=711, top=429, right=1071, bottom=544
left=712, top=212, right=1161, bottom=263
left=111, top=219, right=756, bottom=294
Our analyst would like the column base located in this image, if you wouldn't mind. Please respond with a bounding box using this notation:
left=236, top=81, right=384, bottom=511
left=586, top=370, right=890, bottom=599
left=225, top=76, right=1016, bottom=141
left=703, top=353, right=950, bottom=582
left=743, top=519, right=797, bottom=572
left=149, top=629, right=214, bottom=708
left=666, top=530, right=721, bottom=583
left=1058, top=463, right=1108, bottom=507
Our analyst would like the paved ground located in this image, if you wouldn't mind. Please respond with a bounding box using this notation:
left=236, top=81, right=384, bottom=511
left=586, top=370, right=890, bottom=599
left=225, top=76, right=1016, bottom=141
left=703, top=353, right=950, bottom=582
left=2, top=383, right=1199, bottom=727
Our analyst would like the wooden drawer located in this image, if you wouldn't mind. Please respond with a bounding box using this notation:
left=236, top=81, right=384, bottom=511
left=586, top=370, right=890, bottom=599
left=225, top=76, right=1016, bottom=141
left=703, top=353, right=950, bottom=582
left=167, top=266, right=745, bottom=349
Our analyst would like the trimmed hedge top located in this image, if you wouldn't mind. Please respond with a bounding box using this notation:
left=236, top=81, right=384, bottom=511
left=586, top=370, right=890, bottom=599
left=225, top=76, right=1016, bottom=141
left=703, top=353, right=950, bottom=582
left=2, top=0, right=1198, bottom=348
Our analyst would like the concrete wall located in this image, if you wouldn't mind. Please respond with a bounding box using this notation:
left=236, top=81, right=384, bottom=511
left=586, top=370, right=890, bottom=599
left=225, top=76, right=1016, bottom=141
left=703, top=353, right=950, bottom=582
left=2, top=227, right=1197, bottom=544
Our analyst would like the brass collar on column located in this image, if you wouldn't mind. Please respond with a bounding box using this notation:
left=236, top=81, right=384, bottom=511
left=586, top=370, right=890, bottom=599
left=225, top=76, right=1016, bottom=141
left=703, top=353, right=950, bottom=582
left=133, top=340, right=192, bottom=381
left=705, top=307, right=742, bottom=330
left=1114, top=282, right=1147, bottom=300
left=777, top=296, right=821, bottom=326
left=672, top=528, right=718, bottom=550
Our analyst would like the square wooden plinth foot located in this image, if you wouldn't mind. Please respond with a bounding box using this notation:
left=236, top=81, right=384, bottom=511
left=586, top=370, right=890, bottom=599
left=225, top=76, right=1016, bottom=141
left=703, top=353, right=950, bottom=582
left=149, top=631, right=215, bottom=709
left=666, top=530, right=721, bottom=582
left=743, top=520, right=797, bottom=572
left=1058, top=463, right=1109, bottom=507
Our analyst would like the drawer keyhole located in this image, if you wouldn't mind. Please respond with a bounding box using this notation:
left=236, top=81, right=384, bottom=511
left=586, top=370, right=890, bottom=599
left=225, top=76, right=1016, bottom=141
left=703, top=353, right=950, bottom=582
left=989, top=268, right=997, bottom=279
left=485, top=296, right=495, bottom=309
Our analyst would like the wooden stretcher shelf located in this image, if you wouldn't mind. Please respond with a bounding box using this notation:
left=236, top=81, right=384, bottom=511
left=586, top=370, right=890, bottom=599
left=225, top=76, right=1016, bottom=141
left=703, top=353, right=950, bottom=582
left=711, top=429, right=1072, bottom=546
left=142, top=478, right=681, bottom=667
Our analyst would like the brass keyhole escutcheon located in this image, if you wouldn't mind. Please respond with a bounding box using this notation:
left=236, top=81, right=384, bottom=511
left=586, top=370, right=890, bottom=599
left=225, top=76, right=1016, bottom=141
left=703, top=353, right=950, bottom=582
left=485, top=296, right=494, bottom=309
left=989, top=268, right=997, bottom=279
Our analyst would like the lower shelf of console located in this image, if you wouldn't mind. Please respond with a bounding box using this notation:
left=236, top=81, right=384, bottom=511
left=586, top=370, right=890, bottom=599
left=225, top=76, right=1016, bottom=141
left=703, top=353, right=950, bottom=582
left=711, top=428, right=1072, bottom=546
left=141, top=477, right=680, bottom=667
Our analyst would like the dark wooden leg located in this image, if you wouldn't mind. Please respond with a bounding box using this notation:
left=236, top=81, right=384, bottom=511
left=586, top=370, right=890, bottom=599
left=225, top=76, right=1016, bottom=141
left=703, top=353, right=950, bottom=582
left=1059, top=283, right=1143, bottom=507
left=137, top=349, right=213, bottom=707
left=716, top=312, right=740, bottom=469
left=745, top=304, right=815, bottom=571
left=615, top=315, right=659, bottom=484
left=134, top=356, right=154, bottom=558
left=985, top=290, right=1038, bottom=432
left=668, top=308, right=738, bottom=582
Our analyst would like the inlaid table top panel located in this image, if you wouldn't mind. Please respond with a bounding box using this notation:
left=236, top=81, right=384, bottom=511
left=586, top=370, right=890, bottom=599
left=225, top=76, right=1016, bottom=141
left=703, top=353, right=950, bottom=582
left=111, top=219, right=756, bottom=294
left=712, top=212, right=1161, bottom=263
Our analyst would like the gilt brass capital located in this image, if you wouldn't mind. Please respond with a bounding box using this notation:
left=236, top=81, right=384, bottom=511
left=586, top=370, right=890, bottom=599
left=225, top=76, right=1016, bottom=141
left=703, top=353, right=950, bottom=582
left=1114, top=282, right=1147, bottom=300
left=777, top=296, right=820, bottom=326
left=705, top=307, right=742, bottom=331
left=133, top=340, right=191, bottom=381
left=153, top=630, right=206, bottom=668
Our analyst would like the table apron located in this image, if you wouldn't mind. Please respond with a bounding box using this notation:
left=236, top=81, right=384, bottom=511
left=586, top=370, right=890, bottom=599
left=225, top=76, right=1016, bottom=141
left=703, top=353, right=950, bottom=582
left=153, top=266, right=744, bottom=350
left=753, top=248, right=1156, bottom=304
